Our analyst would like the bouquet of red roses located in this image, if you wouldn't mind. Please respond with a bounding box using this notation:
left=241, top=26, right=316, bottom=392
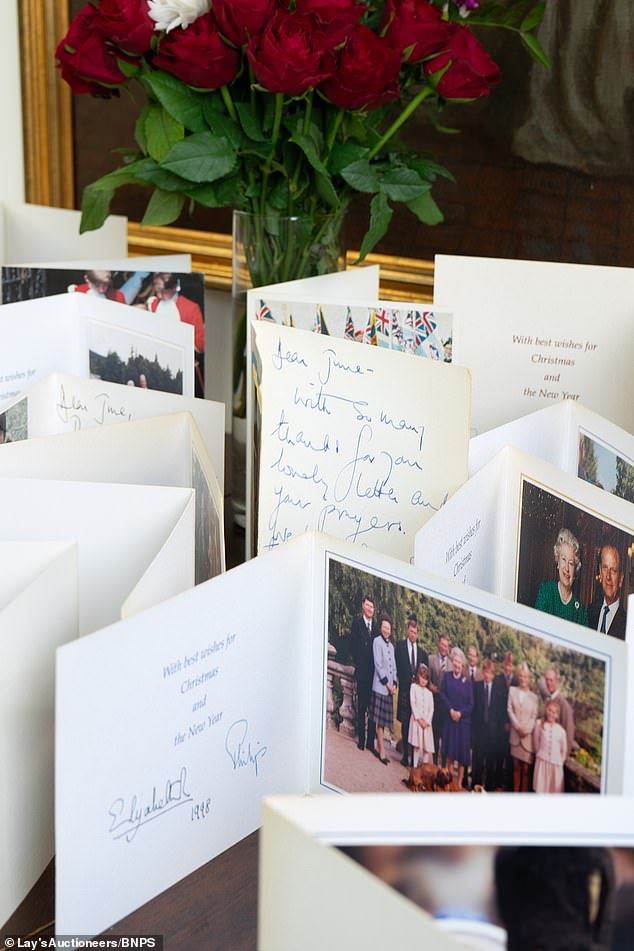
left=57, top=0, right=547, bottom=259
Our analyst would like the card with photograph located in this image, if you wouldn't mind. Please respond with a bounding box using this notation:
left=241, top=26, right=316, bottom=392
left=260, top=794, right=634, bottom=951
left=321, top=551, right=621, bottom=797
left=1, top=266, right=206, bottom=396
left=414, top=448, right=634, bottom=645
left=54, top=533, right=632, bottom=937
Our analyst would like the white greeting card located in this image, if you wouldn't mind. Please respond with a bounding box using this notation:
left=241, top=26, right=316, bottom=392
left=0, top=371, right=225, bottom=492
left=0, top=540, right=78, bottom=926
left=0, top=292, right=194, bottom=404
left=0, top=201, right=127, bottom=265
left=0, top=411, right=223, bottom=582
left=0, top=477, right=194, bottom=636
left=260, top=794, right=634, bottom=951
left=249, top=320, right=470, bottom=562
left=434, top=255, right=634, bottom=435
left=55, top=533, right=629, bottom=935
left=414, top=447, right=634, bottom=644
left=469, top=400, right=634, bottom=508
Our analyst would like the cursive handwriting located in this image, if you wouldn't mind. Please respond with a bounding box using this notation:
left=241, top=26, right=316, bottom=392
left=411, top=490, right=449, bottom=511
left=334, top=424, right=398, bottom=504
left=56, top=383, right=88, bottom=430
left=225, top=719, right=268, bottom=777
left=318, top=347, right=373, bottom=386
left=272, top=337, right=309, bottom=371
left=269, top=446, right=330, bottom=500
left=271, top=407, right=335, bottom=455
left=108, top=765, right=193, bottom=843
left=93, top=390, right=133, bottom=425
left=379, top=409, right=425, bottom=452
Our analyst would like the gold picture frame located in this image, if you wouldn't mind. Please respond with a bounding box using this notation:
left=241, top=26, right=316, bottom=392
left=18, top=0, right=433, bottom=300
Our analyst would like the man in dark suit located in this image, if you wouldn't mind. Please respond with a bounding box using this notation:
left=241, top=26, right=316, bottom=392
left=493, top=651, right=516, bottom=790
left=588, top=544, right=626, bottom=640
left=428, top=634, right=450, bottom=765
left=472, top=659, right=506, bottom=790
left=395, top=615, right=428, bottom=767
left=349, top=594, right=377, bottom=752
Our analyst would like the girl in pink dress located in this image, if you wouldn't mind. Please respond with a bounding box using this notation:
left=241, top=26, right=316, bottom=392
left=533, top=699, right=568, bottom=793
left=408, top=664, right=434, bottom=767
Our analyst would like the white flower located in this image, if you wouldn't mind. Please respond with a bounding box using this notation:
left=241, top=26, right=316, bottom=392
left=147, top=0, right=211, bottom=32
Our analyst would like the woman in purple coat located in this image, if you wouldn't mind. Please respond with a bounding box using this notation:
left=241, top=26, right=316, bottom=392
left=440, top=646, right=474, bottom=788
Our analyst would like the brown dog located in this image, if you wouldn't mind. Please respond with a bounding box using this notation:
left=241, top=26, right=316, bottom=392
left=402, top=764, right=453, bottom=792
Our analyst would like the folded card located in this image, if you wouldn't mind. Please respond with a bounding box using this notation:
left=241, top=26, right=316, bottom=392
left=55, top=532, right=630, bottom=935
left=434, top=255, right=634, bottom=435
left=0, top=201, right=126, bottom=265
left=414, top=447, right=634, bottom=643
left=0, top=412, right=223, bottom=582
left=0, top=292, right=194, bottom=404
left=260, top=794, right=634, bottom=951
left=248, top=321, right=470, bottom=562
left=0, top=540, right=78, bottom=927
left=469, top=400, right=634, bottom=506
left=0, top=477, right=194, bottom=636
left=0, top=371, right=225, bottom=492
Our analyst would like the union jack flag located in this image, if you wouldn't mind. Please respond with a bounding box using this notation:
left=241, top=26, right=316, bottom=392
left=391, top=311, right=404, bottom=345
left=344, top=307, right=355, bottom=339
left=414, top=310, right=437, bottom=345
left=375, top=308, right=390, bottom=335
left=313, top=306, right=330, bottom=335
left=256, top=300, right=274, bottom=321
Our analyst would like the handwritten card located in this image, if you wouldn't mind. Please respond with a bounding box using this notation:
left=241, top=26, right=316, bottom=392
left=0, top=540, right=78, bottom=926
left=0, top=371, right=225, bottom=492
left=434, top=255, right=634, bottom=435
left=252, top=322, right=470, bottom=561
left=55, top=532, right=630, bottom=936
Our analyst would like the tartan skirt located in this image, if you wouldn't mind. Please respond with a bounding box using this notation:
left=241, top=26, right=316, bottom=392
left=371, top=690, right=394, bottom=730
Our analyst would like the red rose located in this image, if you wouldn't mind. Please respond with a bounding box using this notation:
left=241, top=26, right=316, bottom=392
left=96, top=0, right=154, bottom=55
left=382, top=0, right=450, bottom=63
left=56, top=4, right=131, bottom=95
left=294, top=0, right=366, bottom=47
left=153, top=14, right=240, bottom=89
left=424, top=24, right=500, bottom=99
left=247, top=10, right=337, bottom=96
left=211, top=0, right=277, bottom=48
left=320, top=25, right=401, bottom=110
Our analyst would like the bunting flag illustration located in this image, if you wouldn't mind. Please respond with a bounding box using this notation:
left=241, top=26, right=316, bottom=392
left=318, top=306, right=330, bottom=335
left=375, top=307, right=390, bottom=336
left=364, top=309, right=378, bottom=346
left=256, top=300, right=274, bottom=321
left=344, top=307, right=355, bottom=339
left=390, top=310, right=404, bottom=348
left=414, top=309, right=437, bottom=346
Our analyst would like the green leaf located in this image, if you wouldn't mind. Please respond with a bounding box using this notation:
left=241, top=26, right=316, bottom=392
left=161, top=132, right=238, bottom=183
left=288, top=129, right=328, bottom=177
left=356, top=192, right=393, bottom=262
left=134, top=106, right=150, bottom=154
left=267, top=178, right=290, bottom=211
left=133, top=157, right=190, bottom=192
left=407, top=191, right=444, bottom=226
left=142, top=71, right=206, bottom=132
left=80, top=185, right=116, bottom=234
left=141, top=188, right=184, bottom=226
left=202, top=100, right=243, bottom=148
left=340, top=159, right=380, bottom=194
left=328, top=142, right=369, bottom=175
left=520, top=31, right=551, bottom=68
left=520, top=2, right=546, bottom=31
left=144, top=104, right=184, bottom=162
left=314, top=170, right=339, bottom=209
left=241, top=139, right=275, bottom=162
left=410, top=158, right=455, bottom=183
left=235, top=102, right=266, bottom=142
left=185, top=182, right=220, bottom=208
left=380, top=167, right=429, bottom=203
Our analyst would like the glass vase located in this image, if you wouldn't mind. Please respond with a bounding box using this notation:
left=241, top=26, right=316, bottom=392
left=231, top=209, right=346, bottom=533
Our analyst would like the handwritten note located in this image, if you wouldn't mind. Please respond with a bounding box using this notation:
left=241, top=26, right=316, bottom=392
left=254, top=322, right=471, bottom=561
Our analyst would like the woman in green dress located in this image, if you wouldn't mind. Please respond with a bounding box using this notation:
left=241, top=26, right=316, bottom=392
left=534, top=527, right=588, bottom=626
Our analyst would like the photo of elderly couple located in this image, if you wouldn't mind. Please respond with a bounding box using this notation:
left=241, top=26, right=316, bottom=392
left=340, top=844, right=633, bottom=951
left=323, top=558, right=607, bottom=795
left=517, top=479, right=632, bottom=641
